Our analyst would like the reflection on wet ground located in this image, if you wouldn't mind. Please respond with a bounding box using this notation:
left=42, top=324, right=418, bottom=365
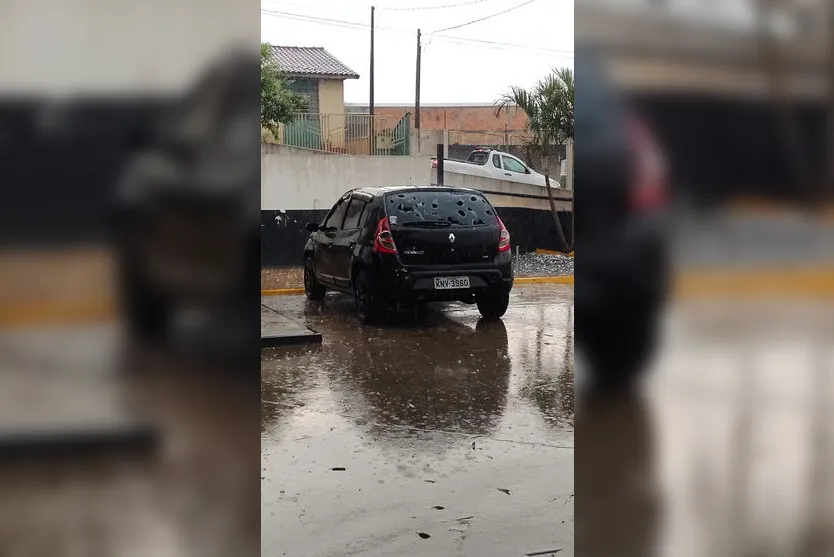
left=577, top=299, right=834, bottom=557
left=261, top=285, right=574, bottom=557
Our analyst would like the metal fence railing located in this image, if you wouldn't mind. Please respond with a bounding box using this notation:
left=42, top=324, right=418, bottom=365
left=279, top=113, right=410, bottom=155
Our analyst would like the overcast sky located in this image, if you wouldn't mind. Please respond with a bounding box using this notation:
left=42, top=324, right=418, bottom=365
left=261, top=0, right=574, bottom=104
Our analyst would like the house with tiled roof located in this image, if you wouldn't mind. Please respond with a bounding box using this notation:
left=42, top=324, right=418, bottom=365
left=268, top=45, right=357, bottom=117
left=266, top=45, right=360, bottom=151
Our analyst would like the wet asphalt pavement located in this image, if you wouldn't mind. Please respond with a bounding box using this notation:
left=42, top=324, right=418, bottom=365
left=577, top=297, right=834, bottom=557
left=261, top=285, right=574, bottom=557
left=0, top=326, right=260, bottom=557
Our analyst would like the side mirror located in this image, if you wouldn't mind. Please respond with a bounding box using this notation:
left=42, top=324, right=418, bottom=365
left=525, top=168, right=531, bottom=174
left=305, top=222, right=320, bottom=232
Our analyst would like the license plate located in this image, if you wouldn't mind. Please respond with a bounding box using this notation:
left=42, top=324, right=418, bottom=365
left=433, top=276, right=470, bottom=290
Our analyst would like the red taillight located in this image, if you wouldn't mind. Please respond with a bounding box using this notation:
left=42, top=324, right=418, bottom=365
left=431, top=159, right=438, bottom=169
left=373, top=217, right=397, bottom=254
left=497, top=217, right=511, bottom=252
left=629, top=115, right=667, bottom=210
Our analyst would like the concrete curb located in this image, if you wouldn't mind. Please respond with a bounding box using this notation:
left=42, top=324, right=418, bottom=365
left=14, top=267, right=834, bottom=328
left=261, top=330, right=323, bottom=347
left=516, top=276, right=574, bottom=285
left=0, top=422, right=158, bottom=459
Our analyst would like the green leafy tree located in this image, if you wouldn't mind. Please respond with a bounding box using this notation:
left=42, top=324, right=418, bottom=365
left=494, top=67, right=574, bottom=170
left=261, top=43, right=307, bottom=139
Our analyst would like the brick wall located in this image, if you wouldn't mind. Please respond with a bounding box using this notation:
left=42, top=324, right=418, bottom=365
left=355, top=105, right=529, bottom=133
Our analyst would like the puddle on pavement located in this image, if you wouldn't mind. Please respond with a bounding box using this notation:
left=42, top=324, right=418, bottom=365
left=261, top=286, right=574, bottom=556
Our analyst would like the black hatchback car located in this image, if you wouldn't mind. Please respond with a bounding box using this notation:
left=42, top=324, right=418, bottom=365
left=303, top=186, right=513, bottom=323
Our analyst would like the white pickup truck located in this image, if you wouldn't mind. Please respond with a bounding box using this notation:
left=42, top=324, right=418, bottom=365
left=431, top=148, right=561, bottom=189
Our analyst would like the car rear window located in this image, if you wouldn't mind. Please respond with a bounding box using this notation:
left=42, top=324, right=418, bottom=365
left=467, top=151, right=489, bottom=165
left=384, top=190, right=496, bottom=227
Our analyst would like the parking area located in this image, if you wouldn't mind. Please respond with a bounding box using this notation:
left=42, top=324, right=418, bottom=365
left=261, top=284, right=574, bottom=557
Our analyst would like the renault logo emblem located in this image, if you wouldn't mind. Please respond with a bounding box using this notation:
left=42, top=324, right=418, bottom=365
left=448, top=233, right=455, bottom=243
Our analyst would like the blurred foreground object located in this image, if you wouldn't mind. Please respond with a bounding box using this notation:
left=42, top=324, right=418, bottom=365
left=576, top=0, right=828, bottom=207
left=574, top=45, right=671, bottom=390
left=576, top=2, right=834, bottom=557
left=113, top=50, right=261, bottom=357
left=0, top=0, right=260, bottom=553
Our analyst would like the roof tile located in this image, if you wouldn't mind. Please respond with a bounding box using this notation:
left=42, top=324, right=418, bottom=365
left=267, top=45, right=359, bottom=79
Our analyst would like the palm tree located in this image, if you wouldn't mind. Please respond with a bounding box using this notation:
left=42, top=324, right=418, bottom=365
left=495, top=68, right=574, bottom=251
left=494, top=67, right=573, bottom=173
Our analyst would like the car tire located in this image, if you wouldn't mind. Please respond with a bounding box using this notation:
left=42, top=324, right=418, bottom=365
left=354, top=270, right=380, bottom=325
left=581, top=311, right=658, bottom=392
left=409, top=302, right=428, bottom=323
left=120, top=256, right=169, bottom=341
left=476, top=287, right=510, bottom=320
left=304, top=258, right=326, bottom=301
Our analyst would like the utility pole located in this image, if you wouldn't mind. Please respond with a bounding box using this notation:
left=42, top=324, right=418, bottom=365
left=415, top=29, right=421, bottom=154
left=369, top=5, right=375, bottom=154
left=436, top=144, right=444, bottom=186
left=828, top=0, right=834, bottom=193
left=370, top=6, right=375, bottom=117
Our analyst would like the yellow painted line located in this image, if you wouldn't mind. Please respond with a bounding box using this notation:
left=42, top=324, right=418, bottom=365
left=261, top=269, right=834, bottom=297
left=12, top=266, right=834, bottom=328
left=0, top=298, right=115, bottom=329
left=515, top=276, right=574, bottom=285
left=262, top=287, right=305, bottom=296
left=262, top=276, right=574, bottom=295
left=534, top=248, right=574, bottom=257
left=727, top=198, right=834, bottom=223
left=674, top=267, right=834, bottom=299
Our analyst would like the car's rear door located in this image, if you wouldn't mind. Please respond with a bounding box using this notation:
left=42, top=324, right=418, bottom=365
left=331, top=194, right=370, bottom=289
left=315, top=196, right=349, bottom=284
left=384, top=190, right=500, bottom=268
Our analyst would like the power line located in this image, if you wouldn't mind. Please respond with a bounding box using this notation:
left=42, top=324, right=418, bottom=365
left=264, top=0, right=506, bottom=12
left=432, top=37, right=573, bottom=58
left=260, top=8, right=571, bottom=56
left=429, top=0, right=541, bottom=34
left=379, top=0, right=501, bottom=11
left=261, top=9, right=409, bottom=32
left=435, top=34, right=573, bottom=54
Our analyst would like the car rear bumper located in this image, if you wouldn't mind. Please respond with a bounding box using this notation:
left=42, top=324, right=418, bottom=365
left=372, top=256, right=513, bottom=303
left=576, top=211, right=669, bottom=315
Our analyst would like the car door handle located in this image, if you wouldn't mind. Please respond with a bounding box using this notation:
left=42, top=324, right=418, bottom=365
left=504, top=172, right=512, bottom=176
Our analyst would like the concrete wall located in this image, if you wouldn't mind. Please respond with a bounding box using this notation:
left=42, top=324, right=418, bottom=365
left=410, top=130, right=445, bottom=157
left=318, top=79, right=346, bottom=148
left=260, top=144, right=573, bottom=266
left=261, top=142, right=431, bottom=210
left=261, top=141, right=572, bottom=212
left=432, top=169, right=573, bottom=212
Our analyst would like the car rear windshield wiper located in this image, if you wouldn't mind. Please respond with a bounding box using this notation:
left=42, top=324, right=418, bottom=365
left=400, top=220, right=453, bottom=228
